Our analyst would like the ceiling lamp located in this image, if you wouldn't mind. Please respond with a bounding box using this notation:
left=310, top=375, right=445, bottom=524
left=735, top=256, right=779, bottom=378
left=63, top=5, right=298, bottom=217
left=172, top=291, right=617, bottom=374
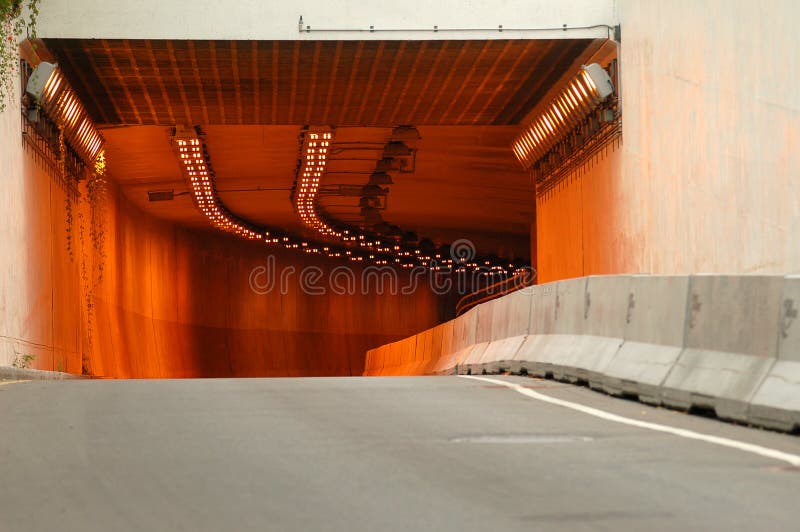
left=170, top=127, right=520, bottom=275
left=391, top=126, right=421, bottom=142
left=148, top=190, right=175, bottom=202
left=26, top=61, right=104, bottom=162
left=293, top=127, right=340, bottom=237
left=368, top=172, right=394, bottom=185
left=512, top=63, right=614, bottom=169
left=383, top=141, right=412, bottom=158
left=375, top=158, right=404, bottom=172
left=362, top=184, right=387, bottom=198
left=361, top=207, right=383, bottom=226
left=173, top=131, right=263, bottom=241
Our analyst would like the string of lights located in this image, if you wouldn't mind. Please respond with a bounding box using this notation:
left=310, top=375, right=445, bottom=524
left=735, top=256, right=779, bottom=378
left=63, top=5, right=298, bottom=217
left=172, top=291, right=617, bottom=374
left=290, top=128, right=526, bottom=275
left=174, top=127, right=524, bottom=276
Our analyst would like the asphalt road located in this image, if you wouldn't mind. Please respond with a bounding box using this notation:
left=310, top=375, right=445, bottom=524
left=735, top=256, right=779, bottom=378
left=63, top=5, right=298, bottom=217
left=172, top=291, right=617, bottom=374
left=1, top=375, right=799, bottom=531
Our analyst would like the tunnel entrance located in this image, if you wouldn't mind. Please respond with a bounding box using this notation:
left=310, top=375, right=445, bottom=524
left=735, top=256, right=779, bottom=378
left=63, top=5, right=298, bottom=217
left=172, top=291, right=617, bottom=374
left=11, top=36, right=615, bottom=377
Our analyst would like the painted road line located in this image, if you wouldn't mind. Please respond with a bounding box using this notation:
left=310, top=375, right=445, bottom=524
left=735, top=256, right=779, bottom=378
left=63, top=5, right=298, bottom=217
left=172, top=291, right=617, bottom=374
left=0, top=380, right=29, bottom=386
left=460, top=375, right=800, bottom=467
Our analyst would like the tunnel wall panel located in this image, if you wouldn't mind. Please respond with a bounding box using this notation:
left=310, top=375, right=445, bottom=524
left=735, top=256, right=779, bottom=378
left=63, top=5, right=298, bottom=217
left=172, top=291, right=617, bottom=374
left=84, top=186, right=448, bottom=378
left=1, top=91, right=447, bottom=377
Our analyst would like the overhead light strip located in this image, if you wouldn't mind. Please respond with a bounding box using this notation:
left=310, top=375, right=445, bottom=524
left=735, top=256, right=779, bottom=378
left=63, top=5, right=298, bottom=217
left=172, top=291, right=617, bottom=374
left=294, top=128, right=340, bottom=238
left=291, top=127, right=522, bottom=275
left=174, top=128, right=522, bottom=277
left=26, top=62, right=105, bottom=162
left=512, top=63, right=614, bottom=169
left=175, top=135, right=264, bottom=241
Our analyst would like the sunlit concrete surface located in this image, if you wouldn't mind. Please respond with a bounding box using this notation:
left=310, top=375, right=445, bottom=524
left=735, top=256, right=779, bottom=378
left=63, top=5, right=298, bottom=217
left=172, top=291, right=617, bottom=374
left=538, top=0, right=800, bottom=281
left=35, top=0, right=615, bottom=40
left=2, top=376, right=799, bottom=531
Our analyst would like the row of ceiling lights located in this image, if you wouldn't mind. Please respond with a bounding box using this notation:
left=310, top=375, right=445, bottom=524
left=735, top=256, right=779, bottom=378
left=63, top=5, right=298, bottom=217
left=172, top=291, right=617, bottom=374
left=172, top=127, right=520, bottom=275
left=25, top=62, right=105, bottom=163
left=23, top=57, right=605, bottom=279
left=512, top=63, right=614, bottom=169
left=359, top=138, right=415, bottom=228
left=289, top=127, right=522, bottom=274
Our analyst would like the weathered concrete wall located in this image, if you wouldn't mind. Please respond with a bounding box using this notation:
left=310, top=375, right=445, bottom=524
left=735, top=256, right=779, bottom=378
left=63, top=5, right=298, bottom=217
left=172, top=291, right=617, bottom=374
left=35, top=0, right=614, bottom=40
left=537, top=0, right=800, bottom=281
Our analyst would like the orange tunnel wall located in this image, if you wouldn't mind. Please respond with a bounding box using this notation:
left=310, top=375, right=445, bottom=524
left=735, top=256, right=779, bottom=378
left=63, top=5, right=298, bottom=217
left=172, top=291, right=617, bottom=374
left=90, top=184, right=449, bottom=378
left=535, top=143, right=623, bottom=284
left=1, top=113, right=449, bottom=377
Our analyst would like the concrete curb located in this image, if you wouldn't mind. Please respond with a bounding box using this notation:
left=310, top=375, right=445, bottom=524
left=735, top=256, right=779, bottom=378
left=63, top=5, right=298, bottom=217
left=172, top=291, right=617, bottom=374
left=0, top=366, right=87, bottom=380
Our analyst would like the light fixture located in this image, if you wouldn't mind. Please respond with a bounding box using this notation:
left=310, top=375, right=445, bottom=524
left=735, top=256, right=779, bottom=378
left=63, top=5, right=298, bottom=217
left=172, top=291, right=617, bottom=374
left=26, top=62, right=104, bottom=162
left=361, top=207, right=383, bottom=226
left=375, top=158, right=404, bottom=172
left=148, top=190, right=175, bottom=202
left=512, top=63, right=614, bottom=169
left=391, top=126, right=421, bottom=142
left=383, top=141, right=412, bottom=157
left=368, top=172, right=394, bottom=185
left=283, top=128, right=523, bottom=276
left=362, top=184, right=387, bottom=198
left=173, top=128, right=263, bottom=241
left=292, top=127, right=345, bottom=238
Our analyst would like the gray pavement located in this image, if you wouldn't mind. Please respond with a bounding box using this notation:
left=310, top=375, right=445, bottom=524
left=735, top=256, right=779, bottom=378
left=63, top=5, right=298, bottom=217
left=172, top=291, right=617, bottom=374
left=1, top=375, right=799, bottom=531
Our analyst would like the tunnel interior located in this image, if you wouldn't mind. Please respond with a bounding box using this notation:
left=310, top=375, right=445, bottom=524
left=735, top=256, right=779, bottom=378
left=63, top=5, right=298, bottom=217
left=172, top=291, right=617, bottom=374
left=11, top=36, right=616, bottom=378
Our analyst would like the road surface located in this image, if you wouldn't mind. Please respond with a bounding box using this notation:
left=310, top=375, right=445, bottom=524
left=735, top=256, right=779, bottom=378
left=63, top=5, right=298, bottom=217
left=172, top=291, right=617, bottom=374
left=1, top=375, right=799, bottom=531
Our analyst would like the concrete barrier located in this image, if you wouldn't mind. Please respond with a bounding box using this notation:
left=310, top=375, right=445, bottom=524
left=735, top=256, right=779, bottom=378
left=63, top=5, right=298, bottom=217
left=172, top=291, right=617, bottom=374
left=415, top=325, right=446, bottom=375
left=510, top=281, right=558, bottom=374
left=381, top=336, right=417, bottom=376
left=363, top=346, right=381, bottom=376
left=451, top=307, right=477, bottom=352
left=425, top=323, right=446, bottom=374
left=363, top=274, right=800, bottom=432
left=660, top=275, right=781, bottom=422
left=477, top=288, right=533, bottom=373
left=375, top=341, right=395, bottom=376
left=571, top=275, right=630, bottom=385
left=522, top=277, right=588, bottom=381
left=600, top=275, right=690, bottom=404
left=432, top=320, right=456, bottom=374
left=451, top=308, right=478, bottom=374
left=409, top=328, right=431, bottom=374
left=460, top=300, right=495, bottom=374
left=403, top=335, right=421, bottom=375
left=748, top=275, right=800, bottom=431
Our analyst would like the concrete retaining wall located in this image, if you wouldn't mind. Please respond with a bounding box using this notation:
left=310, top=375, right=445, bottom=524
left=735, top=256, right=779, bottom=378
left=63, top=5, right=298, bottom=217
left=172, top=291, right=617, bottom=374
left=363, top=274, right=800, bottom=432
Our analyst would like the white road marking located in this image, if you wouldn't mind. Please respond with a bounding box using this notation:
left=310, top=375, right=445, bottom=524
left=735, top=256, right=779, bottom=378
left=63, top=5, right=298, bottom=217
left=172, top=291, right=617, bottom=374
left=460, top=375, right=800, bottom=467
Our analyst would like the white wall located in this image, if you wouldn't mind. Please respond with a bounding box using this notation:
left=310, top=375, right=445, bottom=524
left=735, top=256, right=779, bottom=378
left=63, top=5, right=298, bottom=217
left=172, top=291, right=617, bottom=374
left=538, top=0, right=800, bottom=280
left=0, top=69, right=28, bottom=366
left=0, top=65, right=83, bottom=371
left=36, top=0, right=615, bottom=40
left=618, top=0, right=800, bottom=274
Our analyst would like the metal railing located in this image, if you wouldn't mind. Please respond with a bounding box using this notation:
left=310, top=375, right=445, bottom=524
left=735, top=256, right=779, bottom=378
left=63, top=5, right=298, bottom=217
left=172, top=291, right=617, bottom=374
left=455, top=269, right=535, bottom=316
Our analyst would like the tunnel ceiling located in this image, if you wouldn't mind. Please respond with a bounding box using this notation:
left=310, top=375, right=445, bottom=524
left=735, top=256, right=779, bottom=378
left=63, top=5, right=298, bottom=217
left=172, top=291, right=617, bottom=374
left=43, top=38, right=604, bottom=261
left=45, top=39, right=595, bottom=126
